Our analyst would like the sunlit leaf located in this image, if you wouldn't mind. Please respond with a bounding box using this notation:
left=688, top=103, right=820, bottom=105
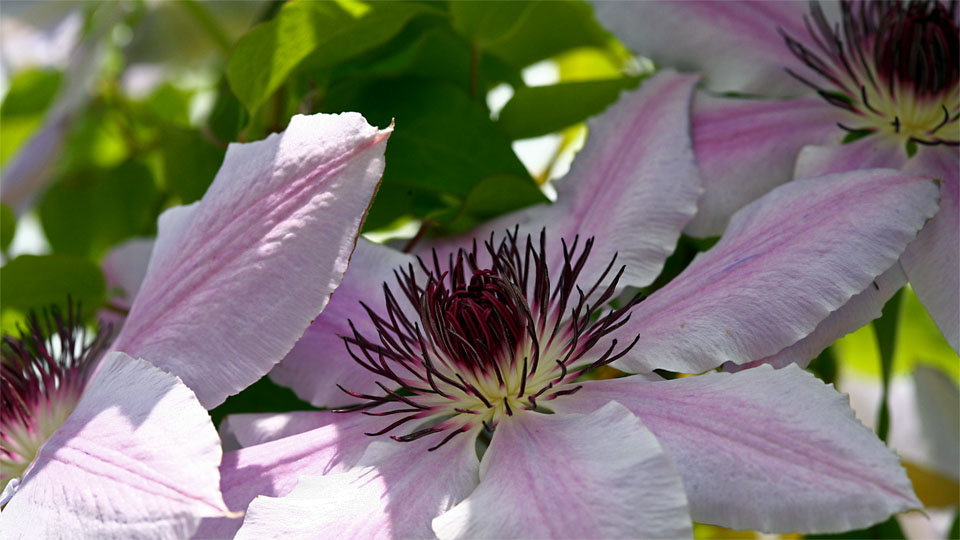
left=0, top=68, right=63, bottom=166
left=498, top=76, right=641, bottom=139
left=227, top=0, right=440, bottom=114
left=481, top=0, right=612, bottom=69
left=0, top=254, right=106, bottom=320
left=1, top=204, right=16, bottom=253
left=554, top=46, right=631, bottom=81
left=833, top=287, right=959, bottom=382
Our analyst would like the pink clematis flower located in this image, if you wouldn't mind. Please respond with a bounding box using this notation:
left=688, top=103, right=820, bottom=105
left=201, top=71, right=940, bottom=538
left=593, top=0, right=960, bottom=355
left=0, top=112, right=391, bottom=537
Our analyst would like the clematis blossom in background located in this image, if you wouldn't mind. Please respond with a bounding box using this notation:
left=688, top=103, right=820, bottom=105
left=201, top=71, right=939, bottom=539
left=0, top=112, right=390, bottom=537
left=593, top=0, right=960, bottom=355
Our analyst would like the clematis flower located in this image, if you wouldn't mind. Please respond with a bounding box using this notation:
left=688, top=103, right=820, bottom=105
left=200, top=71, right=940, bottom=538
left=0, top=112, right=391, bottom=537
left=593, top=0, right=960, bottom=355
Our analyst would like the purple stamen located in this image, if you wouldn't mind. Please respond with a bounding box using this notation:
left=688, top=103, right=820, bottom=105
left=1, top=301, right=110, bottom=484
left=338, top=229, right=644, bottom=450
left=781, top=0, right=959, bottom=145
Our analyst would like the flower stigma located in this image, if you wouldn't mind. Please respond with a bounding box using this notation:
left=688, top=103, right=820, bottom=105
left=1, top=303, right=110, bottom=492
left=339, top=229, right=642, bottom=451
left=782, top=0, right=959, bottom=147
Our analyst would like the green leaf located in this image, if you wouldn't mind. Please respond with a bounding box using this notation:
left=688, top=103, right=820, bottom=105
left=143, top=83, right=193, bottom=128
left=331, top=24, right=475, bottom=92
left=498, top=76, right=641, bottom=139
left=463, top=174, right=546, bottom=218
left=323, top=79, right=539, bottom=227
left=482, top=0, right=612, bottom=69
left=0, top=68, right=63, bottom=166
left=161, top=126, right=226, bottom=203
left=1, top=255, right=106, bottom=319
left=60, top=106, right=131, bottom=172
left=435, top=173, right=549, bottom=235
left=39, top=160, right=160, bottom=259
left=0, top=204, right=15, bottom=253
left=449, top=1, right=536, bottom=47
left=0, top=69, right=63, bottom=117
left=227, top=0, right=440, bottom=114
left=207, top=76, right=247, bottom=144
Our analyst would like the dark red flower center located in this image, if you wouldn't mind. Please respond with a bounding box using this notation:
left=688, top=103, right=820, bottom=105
left=339, top=229, right=641, bottom=451
left=782, top=0, right=959, bottom=146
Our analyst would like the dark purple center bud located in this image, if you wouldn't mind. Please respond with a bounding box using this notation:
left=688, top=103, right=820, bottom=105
left=339, top=229, right=641, bottom=451
left=875, top=1, right=959, bottom=97
left=781, top=0, right=959, bottom=145
left=1, top=303, right=109, bottom=487
left=421, top=271, right=533, bottom=380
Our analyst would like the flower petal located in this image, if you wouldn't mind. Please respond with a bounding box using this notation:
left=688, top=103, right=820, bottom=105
left=100, top=237, right=154, bottom=327
left=0, top=352, right=228, bottom=538
left=195, top=412, right=377, bottom=539
left=432, top=403, right=691, bottom=540
left=110, top=113, right=390, bottom=408
left=426, top=70, right=702, bottom=290
left=592, top=0, right=814, bottom=96
left=269, top=238, right=416, bottom=408
left=550, top=365, right=921, bottom=534
left=686, top=94, right=844, bottom=237
left=794, top=136, right=908, bottom=178
left=101, top=237, right=153, bottom=305
left=845, top=367, right=960, bottom=489
left=220, top=410, right=342, bottom=449
left=237, top=432, right=480, bottom=540
left=901, top=146, right=959, bottom=351
left=739, top=264, right=906, bottom=370
left=608, top=169, right=940, bottom=374
left=885, top=367, right=958, bottom=481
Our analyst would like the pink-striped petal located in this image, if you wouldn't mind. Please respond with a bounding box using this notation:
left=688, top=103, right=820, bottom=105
left=237, top=432, right=480, bottom=540
left=220, top=410, right=342, bottom=449
left=109, top=113, right=390, bottom=408
left=686, top=93, right=844, bottom=237
left=550, top=365, right=920, bottom=534
left=432, top=403, right=691, bottom=540
left=901, top=146, right=959, bottom=351
left=195, top=411, right=376, bottom=539
left=269, top=239, right=416, bottom=408
left=0, top=352, right=229, bottom=538
left=741, top=264, right=906, bottom=370
left=794, top=136, right=908, bottom=178
left=592, top=0, right=814, bottom=96
left=608, top=169, right=940, bottom=374
left=424, top=69, right=702, bottom=291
